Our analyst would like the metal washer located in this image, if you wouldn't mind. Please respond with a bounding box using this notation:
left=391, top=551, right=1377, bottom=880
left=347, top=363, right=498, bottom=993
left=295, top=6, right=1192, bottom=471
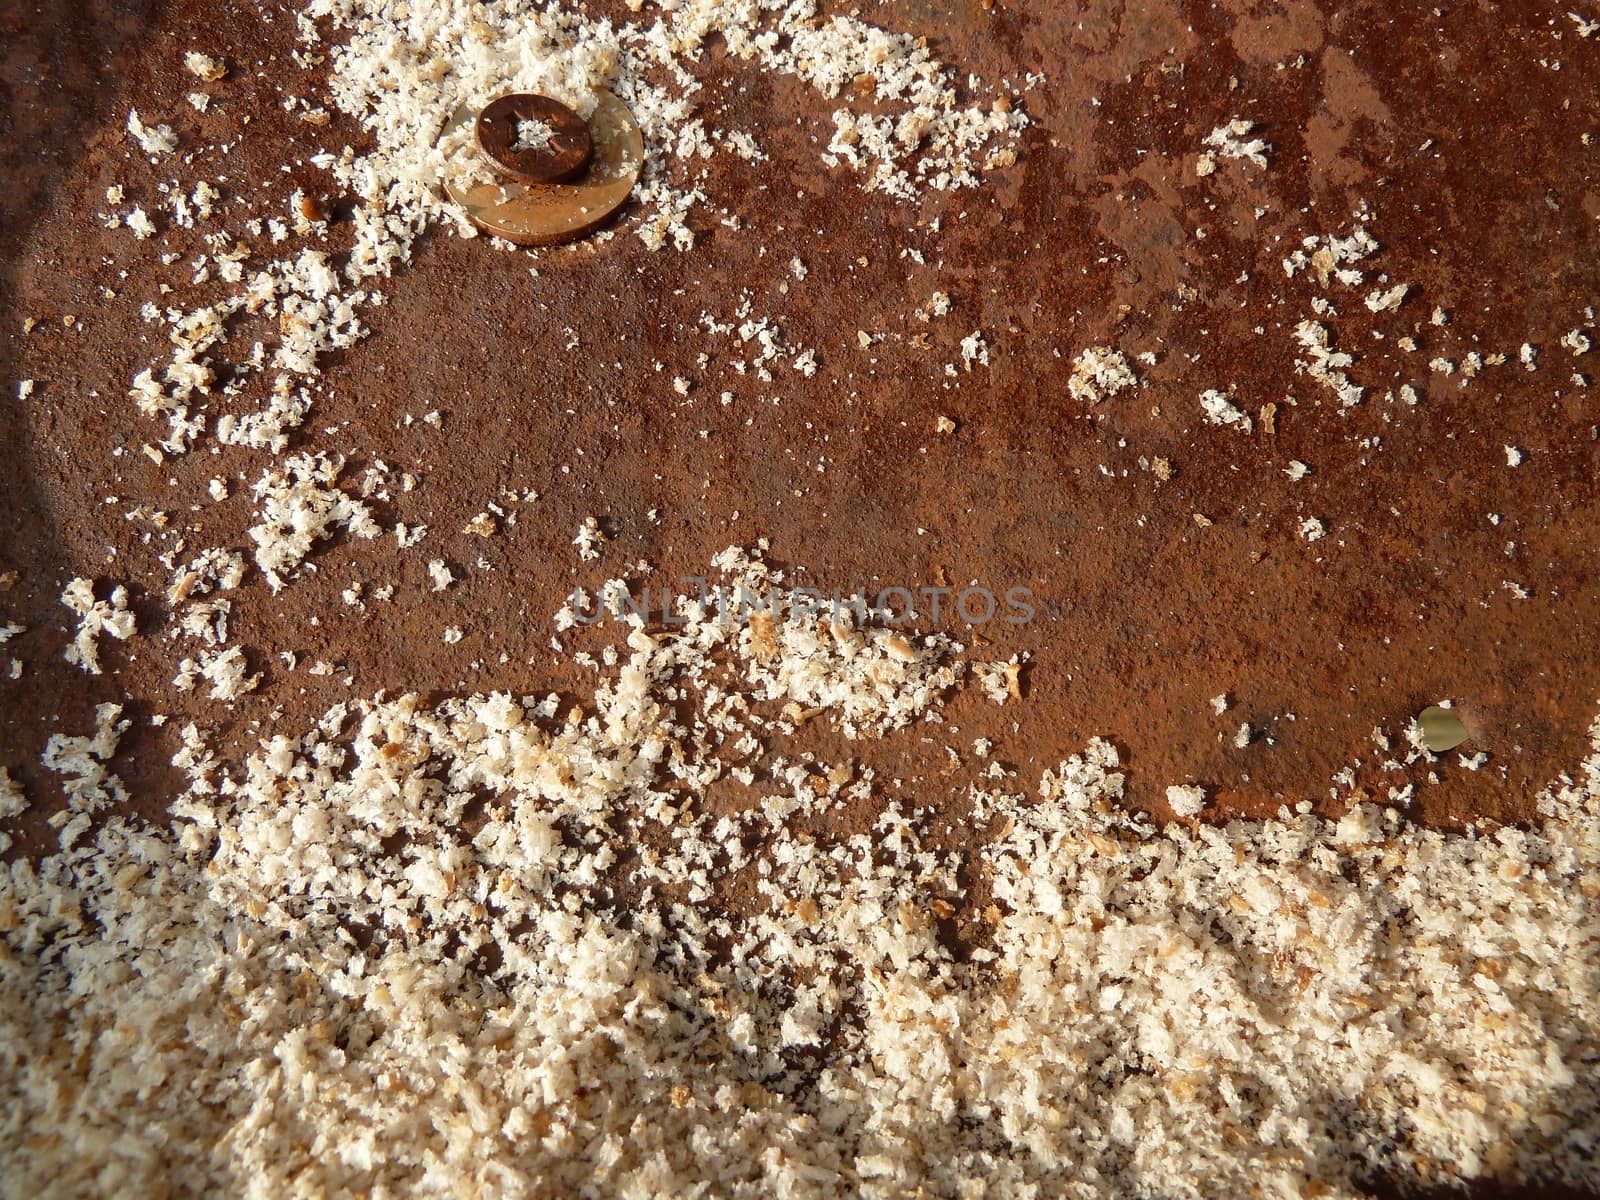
left=442, top=90, right=642, bottom=247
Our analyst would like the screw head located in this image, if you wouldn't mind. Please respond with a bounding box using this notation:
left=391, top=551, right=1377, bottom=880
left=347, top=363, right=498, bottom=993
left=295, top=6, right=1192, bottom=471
left=475, top=94, right=593, bottom=185
left=442, top=90, right=643, bottom=247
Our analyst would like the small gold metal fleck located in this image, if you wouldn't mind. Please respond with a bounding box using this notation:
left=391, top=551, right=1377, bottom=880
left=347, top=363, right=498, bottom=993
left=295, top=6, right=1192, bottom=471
left=1418, top=705, right=1469, bottom=753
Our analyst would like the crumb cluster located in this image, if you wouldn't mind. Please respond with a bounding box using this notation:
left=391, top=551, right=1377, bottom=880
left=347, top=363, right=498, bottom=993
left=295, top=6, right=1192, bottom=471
left=2, top=551, right=1597, bottom=1197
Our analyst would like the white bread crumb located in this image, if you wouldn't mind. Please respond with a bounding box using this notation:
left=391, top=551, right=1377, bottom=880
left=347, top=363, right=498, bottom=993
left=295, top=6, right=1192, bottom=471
left=183, top=51, right=226, bottom=81
left=126, top=109, right=177, bottom=156
left=1165, top=782, right=1207, bottom=815
left=60, top=578, right=136, bottom=675
left=1067, top=345, right=1138, bottom=404
left=1201, top=117, right=1269, bottom=169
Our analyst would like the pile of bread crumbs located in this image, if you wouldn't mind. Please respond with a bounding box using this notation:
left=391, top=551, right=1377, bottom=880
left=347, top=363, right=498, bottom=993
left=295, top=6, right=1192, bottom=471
left=2, top=548, right=1597, bottom=1198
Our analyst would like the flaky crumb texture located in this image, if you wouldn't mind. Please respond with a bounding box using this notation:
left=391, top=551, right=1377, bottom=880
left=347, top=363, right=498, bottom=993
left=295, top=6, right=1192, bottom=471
left=2, top=548, right=1598, bottom=1199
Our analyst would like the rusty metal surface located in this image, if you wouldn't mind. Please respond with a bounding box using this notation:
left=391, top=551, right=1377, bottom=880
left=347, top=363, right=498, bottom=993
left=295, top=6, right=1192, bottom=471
left=1, top=0, right=1598, bottom=873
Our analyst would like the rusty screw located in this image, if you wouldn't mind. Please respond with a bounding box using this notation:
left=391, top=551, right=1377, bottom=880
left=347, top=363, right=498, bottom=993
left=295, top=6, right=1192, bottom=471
left=442, top=89, right=643, bottom=247
left=475, top=94, right=593, bottom=185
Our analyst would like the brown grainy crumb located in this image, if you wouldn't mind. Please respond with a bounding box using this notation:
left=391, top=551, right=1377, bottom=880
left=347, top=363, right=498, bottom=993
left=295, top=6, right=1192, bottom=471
left=749, top=610, right=778, bottom=663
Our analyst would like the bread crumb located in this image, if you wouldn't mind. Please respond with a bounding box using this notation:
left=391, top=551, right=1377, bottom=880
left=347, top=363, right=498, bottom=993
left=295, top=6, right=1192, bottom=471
left=173, top=645, right=261, bottom=701
left=1067, top=346, right=1137, bottom=404
left=1199, top=388, right=1253, bottom=433
left=126, top=207, right=157, bottom=239
left=248, top=454, right=381, bottom=592
left=1364, top=283, right=1408, bottom=313
left=959, top=330, right=990, bottom=370
left=1166, top=782, right=1207, bottom=815
left=573, top=516, right=606, bottom=562
left=126, top=109, right=177, bottom=156
left=1201, top=118, right=1269, bottom=169
left=0, top=564, right=1597, bottom=1197
left=60, top=578, right=136, bottom=675
left=0, top=767, right=26, bottom=852
left=183, top=51, right=227, bottom=81
left=1293, top=320, right=1364, bottom=408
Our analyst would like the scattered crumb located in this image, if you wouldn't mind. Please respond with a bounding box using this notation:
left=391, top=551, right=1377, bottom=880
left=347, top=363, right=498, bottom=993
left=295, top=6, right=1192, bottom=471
left=183, top=51, right=227, bottom=81
left=248, top=454, right=381, bottom=592
left=1199, top=388, right=1253, bottom=433
left=959, top=330, right=990, bottom=370
left=573, top=516, right=606, bottom=562
left=1364, top=284, right=1408, bottom=313
left=1201, top=118, right=1270, bottom=169
left=60, top=578, right=136, bottom=675
left=126, top=109, right=177, bottom=156
left=173, top=645, right=261, bottom=701
left=1067, top=346, right=1138, bottom=405
left=1166, top=782, right=1208, bottom=816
